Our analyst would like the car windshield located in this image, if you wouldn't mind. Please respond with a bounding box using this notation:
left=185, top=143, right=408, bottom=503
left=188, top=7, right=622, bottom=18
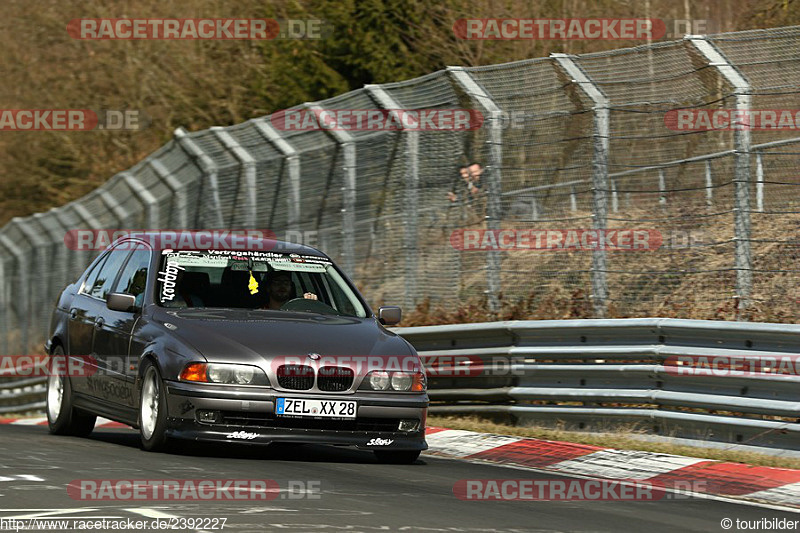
left=155, top=250, right=367, bottom=318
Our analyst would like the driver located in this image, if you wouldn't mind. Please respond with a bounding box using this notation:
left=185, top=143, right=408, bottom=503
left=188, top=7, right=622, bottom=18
left=261, top=271, right=317, bottom=310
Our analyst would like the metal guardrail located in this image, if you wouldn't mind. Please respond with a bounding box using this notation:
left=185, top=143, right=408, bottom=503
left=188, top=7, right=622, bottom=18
left=3, top=318, right=800, bottom=451
left=394, top=318, right=800, bottom=451
left=0, top=376, right=46, bottom=415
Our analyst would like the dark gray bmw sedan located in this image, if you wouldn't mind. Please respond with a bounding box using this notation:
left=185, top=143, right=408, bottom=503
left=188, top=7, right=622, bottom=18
left=45, top=233, right=428, bottom=463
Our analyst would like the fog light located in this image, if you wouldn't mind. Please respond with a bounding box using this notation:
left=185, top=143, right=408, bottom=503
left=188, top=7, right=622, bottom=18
left=197, top=410, right=220, bottom=423
left=398, top=419, right=420, bottom=432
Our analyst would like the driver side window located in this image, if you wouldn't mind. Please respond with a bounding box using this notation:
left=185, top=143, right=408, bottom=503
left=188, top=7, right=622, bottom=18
left=113, top=245, right=151, bottom=308
left=89, top=247, right=132, bottom=301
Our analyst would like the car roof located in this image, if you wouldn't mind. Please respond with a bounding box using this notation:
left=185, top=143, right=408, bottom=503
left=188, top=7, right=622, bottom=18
left=106, top=231, right=330, bottom=259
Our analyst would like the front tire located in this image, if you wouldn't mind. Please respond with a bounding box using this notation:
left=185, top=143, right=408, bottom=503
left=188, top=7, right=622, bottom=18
left=138, top=360, right=172, bottom=452
left=374, top=450, right=421, bottom=464
left=47, top=346, right=96, bottom=437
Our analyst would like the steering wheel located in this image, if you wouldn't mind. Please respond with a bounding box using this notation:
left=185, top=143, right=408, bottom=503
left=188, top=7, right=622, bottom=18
left=280, top=298, right=341, bottom=315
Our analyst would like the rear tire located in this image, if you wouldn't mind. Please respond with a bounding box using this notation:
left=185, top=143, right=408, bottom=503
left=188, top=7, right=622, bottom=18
left=47, top=346, right=96, bottom=437
left=138, top=360, right=172, bottom=452
left=374, top=450, right=421, bottom=464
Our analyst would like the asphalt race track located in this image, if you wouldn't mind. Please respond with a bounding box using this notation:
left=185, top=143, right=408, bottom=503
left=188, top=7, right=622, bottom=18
left=0, top=424, right=797, bottom=532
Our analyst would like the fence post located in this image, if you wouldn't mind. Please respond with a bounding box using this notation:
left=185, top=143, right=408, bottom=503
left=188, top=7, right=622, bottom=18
left=33, top=211, right=68, bottom=302
left=552, top=53, right=609, bottom=317
left=365, top=84, right=419, bottom=310
left=212, top=127, right=257, bottom=228
left=307, top=104, right=357, bottom=276
left=571, top=186, right=578, bottom=212
left=0, top=255, right=5, bottom=354
left=253, top=118, right=301, bottom=230
left=97, top=188, right=131, bottom=225
left=0, top=234, right=28, bottom=353
left=658, top=169, right=667, bottom=207
left=69, top=203, right=103, bottom=278
left=32, top=212, right=70, bottom=339
left=705, top=160, right=714, bottom=209
left=755, top=151, right=764, bottom=213
left=149, top=158, right=189, bottom=228
left=611, top=180, right=618, bottom=213
left=448, top=66, right=503, bottom=314
left=689, top=36, right=752, bottom=311
left=50, top=208, right=78, bottom=281
left=174, top=127, right=224, bottom=229
left=11, top=219, right=49, bottom=348
left=121, top=172, right=160, bottom=228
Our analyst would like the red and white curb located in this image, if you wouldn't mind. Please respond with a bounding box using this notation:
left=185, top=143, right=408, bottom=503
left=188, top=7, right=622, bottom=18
left=4, top=418, right=799, bottom=507
left=424, top=427, right=800, bottom=508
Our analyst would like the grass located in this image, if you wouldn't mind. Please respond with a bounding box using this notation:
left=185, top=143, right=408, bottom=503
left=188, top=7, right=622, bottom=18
left=428, top=415, right=800, bottom=470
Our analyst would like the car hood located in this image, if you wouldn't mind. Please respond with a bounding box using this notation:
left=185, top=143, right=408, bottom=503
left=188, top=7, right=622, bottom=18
left=150, top=308, right=414, bottom=365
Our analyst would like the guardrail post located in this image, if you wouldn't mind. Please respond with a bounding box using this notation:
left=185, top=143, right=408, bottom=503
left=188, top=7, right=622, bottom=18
left=121, top=172, right=160, bottom=228
left=365, top=84, right=419, bottom=310
left=148, top=157, right=189, bottom=228
left=688, top=36, right=752, bottom=311
left=307, top=104, right=356, bottom=276
left=253, top=118, right=301, bottom=230
left=552, top=54, right=609, bottom=317
left=448, top=66, right=503, bottom=314
left=174, top=127, right=224, bottom=229
left=212, top=127, right=257, bottom=227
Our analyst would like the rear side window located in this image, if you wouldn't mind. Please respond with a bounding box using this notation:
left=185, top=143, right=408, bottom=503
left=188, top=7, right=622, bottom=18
left=89, top=247, right=132, bottom=300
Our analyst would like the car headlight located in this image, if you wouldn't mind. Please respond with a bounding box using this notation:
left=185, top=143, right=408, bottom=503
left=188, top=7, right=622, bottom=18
left=369, top=371, right=390, bottom=390
left=180, top=363, right=269, bottom=386
left=360, top=370, right=426, bottom=392
left=391, top=372, right=413, bottom=391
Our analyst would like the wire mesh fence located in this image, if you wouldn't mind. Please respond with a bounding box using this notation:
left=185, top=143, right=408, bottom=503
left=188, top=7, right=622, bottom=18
left=2, top=26, right=800, bottom=357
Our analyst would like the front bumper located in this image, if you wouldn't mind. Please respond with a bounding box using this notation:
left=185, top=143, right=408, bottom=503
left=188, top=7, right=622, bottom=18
left=163, top=380, right=428, bottom=451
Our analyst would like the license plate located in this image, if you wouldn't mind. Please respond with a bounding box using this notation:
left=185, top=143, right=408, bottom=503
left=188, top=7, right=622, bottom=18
left=275, top=398, right=357, bottom=419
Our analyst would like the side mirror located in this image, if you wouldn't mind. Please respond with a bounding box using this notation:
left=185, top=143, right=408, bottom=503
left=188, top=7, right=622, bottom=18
left=107, top=293, right=136, bottom=313
left=378, top=306, right=402, bottom=326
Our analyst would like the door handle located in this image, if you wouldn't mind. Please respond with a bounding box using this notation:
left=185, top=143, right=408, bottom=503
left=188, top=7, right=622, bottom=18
left=94, top=317, right=105, bottom=330
left=69, top=309, right=78, bottom=320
